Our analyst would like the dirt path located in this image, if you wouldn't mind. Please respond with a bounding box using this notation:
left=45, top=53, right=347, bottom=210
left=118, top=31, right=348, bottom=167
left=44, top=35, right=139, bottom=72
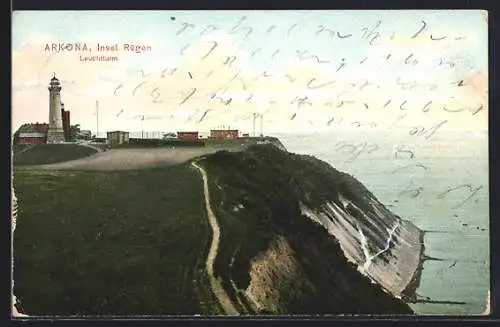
left=191, top=161, right=239, bottom=316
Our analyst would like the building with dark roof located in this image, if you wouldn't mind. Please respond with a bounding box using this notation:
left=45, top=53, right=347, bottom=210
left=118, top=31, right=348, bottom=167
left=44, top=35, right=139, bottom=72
left=177, top=131, right=199, bottom=140
left=106, top=131, right=130, bottom=146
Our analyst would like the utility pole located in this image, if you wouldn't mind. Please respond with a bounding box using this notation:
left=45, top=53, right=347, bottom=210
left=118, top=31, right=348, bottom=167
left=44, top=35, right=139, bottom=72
left=96, top=101, right=99, bottom=139
left=141, top=115, right=145, bottom=139
left=252, top=112, right=257, bottom=137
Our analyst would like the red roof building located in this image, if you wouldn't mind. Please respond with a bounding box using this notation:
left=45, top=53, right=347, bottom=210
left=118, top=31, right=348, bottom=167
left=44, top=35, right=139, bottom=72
left=16, top=123, right=49, bottom=144
left=177, top=131, right=199, bottom=140
left=33, top=123, right=49, bottom=133
left=210, top=129, right=239, bottom=139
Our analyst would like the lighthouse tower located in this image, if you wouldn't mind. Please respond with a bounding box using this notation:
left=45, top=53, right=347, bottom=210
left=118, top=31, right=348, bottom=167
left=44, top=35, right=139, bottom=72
left=46, top=74, right=65, bottom=143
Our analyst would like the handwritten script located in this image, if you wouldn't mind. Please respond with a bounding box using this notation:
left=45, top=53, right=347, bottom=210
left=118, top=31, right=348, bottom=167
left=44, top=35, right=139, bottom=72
left=24, top=12, right=488, bottom=222
left=100, top=15, right=486, bottom=136
left=117, top=14, right=486, bottom=220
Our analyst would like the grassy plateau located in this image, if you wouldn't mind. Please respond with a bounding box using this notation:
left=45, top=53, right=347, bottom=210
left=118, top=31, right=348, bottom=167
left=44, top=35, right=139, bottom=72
left=13, top=164, right=219, bottom=315
left=13, top=144, right=98, bottom=166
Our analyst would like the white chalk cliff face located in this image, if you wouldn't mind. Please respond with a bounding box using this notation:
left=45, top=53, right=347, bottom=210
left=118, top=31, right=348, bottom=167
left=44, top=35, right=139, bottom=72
left=300, top=192, right=422, bottom=299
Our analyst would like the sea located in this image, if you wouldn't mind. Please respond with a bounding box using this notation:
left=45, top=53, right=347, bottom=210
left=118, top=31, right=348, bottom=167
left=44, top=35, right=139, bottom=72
left=277, top=130, right=490, bottom=315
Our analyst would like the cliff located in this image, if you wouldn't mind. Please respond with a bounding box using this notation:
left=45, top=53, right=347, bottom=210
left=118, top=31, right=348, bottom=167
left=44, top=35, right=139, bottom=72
left=198, top=143, right=423, bottom=314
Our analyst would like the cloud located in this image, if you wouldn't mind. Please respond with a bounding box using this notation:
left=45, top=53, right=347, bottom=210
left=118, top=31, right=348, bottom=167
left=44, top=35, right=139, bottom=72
left=12, top=28, right=488, bottom=134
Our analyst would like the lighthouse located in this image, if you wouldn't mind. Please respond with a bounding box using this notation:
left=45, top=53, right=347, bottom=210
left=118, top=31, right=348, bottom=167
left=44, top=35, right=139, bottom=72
left=46, top=74, right=65, bottom=143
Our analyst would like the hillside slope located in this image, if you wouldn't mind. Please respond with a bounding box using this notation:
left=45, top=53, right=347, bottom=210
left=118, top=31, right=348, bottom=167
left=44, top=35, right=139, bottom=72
left=13, top=144, right=98, bottom=166
left=13, top=142, right=421, bottom=315
left=197, top=144, right=423, bottom=314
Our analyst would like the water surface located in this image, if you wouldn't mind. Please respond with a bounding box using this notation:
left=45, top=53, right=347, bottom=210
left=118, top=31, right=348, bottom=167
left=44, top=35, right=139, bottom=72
left=278, top=130, right=489, bottom=315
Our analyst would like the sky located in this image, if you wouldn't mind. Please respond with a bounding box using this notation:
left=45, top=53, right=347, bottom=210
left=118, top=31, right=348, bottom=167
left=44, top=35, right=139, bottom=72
left=12, top=10, right=488, bottom=136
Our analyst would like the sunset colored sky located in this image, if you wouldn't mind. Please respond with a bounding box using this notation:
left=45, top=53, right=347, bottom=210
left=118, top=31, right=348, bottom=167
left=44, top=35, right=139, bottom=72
left=12, top=10, right=488, bottom=135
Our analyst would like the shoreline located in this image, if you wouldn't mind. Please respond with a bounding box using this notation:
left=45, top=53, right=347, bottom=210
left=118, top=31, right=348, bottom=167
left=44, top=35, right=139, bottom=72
left=401, top=228, right=426, bottom=303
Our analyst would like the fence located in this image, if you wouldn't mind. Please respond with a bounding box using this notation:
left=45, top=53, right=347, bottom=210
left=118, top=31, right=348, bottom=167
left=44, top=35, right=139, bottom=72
left=94, top=131, right=169, bottom=139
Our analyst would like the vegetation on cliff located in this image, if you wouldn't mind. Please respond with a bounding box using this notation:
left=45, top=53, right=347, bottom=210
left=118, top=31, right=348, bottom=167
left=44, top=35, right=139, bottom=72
left=13, top=142, right=413, bottom=315
left=199, top=144, right=414, bottom=314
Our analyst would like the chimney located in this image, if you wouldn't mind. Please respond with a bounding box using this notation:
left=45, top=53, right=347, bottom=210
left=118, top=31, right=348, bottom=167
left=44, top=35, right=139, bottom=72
left=252, top=112, right=257, bottom=137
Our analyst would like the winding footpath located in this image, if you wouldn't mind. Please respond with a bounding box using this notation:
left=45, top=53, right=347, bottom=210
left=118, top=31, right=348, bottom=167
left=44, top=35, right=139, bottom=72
left=191, top=161, right=239, bottom=316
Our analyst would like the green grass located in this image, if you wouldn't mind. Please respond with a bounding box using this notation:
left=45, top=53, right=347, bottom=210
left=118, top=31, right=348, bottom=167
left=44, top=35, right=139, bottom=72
left=204, top=136, right=285, bottom=150
left=108, top=136, right=285, bottom=151
left=87, top=143, right=112, bottom=151
left=114, top=139, right=206, bottom=148
left=13, top=144, right=34, bottom=154
left=13, top=164, right=219, bottom=315
left=13, top=144, right=98, bottom=166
